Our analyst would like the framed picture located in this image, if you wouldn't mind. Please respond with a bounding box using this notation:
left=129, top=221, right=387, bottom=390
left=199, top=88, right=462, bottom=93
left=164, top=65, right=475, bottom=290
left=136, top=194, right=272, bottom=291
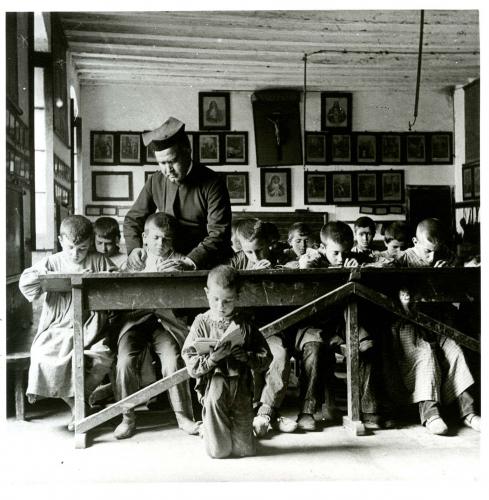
left=261, top=168, right=291, bottom=207
left=224, top=132, right=248, bottom=164
left=145, top=141, right=157, bottom=164
left=332, top=173, right=352, bottom=203
left=223, top=172, right=249, bottom=205
left=85, top=205, right=101, bottom=216
left=381, top=134, right=401, bottom=163
left=91, top=132, right=115, bottom=165
left=118, top=206, right=131, bottom=217
left=321, top=92, right=352, bottom=132
left=357, top=172, right=377, bottom=202
left=431, top=133, right=452, bottom=163
left=473, top=164, right=480, bottom=198
left=359, top=206, right=374, bottom=215
left=119, top=133, right=141, bottom=165
left=92, top=172, right=133, bottom=201
left=199, top=92, right=230, bottom=130
left=356, top=134, right=377, bottom=164
left=389, top=205, right=404, bottom=214
left=304, top=171, right=328, bottom=205
left=144, top=171, right=158, bottom=183
left=462, top=165, right=474, bottom=200
left=198, top=134, right=220, bottom=164
left=331, top=134, right=351, bottom=163
left=406, top=134, right=426, bottom=163
left=381, top=171, right=404, bottom=202
left=305, top=133, right=327, bottom=164
left=374, top=206, right=389, bottom=215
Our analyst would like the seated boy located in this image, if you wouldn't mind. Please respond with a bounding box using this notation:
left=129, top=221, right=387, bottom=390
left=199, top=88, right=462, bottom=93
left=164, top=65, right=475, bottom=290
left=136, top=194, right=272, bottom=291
left=112, top=212, right=198, bottom=439
left=351, top=216, right=378, bottom=264
left=228, top=218, right=298, bottom=435
left=378, top=221, right=409, bottom=259
left=292, top=221, right=387, bottom=429
left=282, top=222, right=316, bottom=269
left=391, top=218, right=480, bottom=434
left=93, top=216, right=126, bottom=268
left=19, top=215, right=116, bottom=430
left=182, top=265, right=272, bottom=458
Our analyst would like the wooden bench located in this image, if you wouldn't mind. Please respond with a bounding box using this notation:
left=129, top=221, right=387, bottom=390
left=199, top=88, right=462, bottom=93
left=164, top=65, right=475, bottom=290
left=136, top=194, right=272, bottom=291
left=6, top=352, right=30, bottom=420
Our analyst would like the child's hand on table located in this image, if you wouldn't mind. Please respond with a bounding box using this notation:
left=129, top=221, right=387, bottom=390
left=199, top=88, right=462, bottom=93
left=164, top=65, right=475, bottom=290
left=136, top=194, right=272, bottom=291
left=127, top=248, right=147, bottom=271
left=252, top=259, right=272, bottom=270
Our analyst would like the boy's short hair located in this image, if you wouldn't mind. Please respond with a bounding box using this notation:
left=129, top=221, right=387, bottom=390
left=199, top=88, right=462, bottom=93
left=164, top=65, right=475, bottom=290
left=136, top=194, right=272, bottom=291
left=60, top=215, right=93, bottom=244
left=94, top=217, right=121, bottom=240
left=383, top=221, right=409, bottom=243
left=416, top=218, right=444, bottom=244
left=207, top=265, right=240, bottom=291
left=287, top=222, right=312, bottom=241
left=144, top=212, right=177, bottom=237
left=320, top=221, right=354, bottom=247
left=235, top=218, right=279, bottom=244
left=354, top=216, right=376, bottom=234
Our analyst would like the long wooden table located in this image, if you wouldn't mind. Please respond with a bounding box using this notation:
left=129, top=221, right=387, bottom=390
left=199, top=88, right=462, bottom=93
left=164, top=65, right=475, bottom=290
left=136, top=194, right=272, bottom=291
left=40, top=268, right=480, bottom=448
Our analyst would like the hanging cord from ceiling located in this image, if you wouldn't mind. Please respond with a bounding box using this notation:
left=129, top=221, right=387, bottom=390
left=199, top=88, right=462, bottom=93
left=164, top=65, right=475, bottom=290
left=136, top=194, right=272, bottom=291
left=409, top=10, right=425, bottom=131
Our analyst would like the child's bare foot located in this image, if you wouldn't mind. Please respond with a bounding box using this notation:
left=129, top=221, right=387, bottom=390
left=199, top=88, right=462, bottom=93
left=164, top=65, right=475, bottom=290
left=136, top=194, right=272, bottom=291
left=175, top=412, right=201, bottom=435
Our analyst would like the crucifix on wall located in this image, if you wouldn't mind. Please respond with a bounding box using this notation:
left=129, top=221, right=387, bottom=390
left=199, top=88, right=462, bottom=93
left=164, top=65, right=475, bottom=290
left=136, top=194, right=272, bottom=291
left=252, top=90, right=302, bottom=167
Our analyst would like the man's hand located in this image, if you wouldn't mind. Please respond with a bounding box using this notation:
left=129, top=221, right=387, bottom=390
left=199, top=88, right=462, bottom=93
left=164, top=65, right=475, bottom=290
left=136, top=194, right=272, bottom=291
left=157, top=258, right=196, bottom=271
left=231, top=346, right=249, bottom=363
left=252, top=259, right=272, bottom=270
left=209, top=341, right=233, bottom=363
left=343, top=257, right=359, bottom=268
left=127, top=248, right=147, bottom=271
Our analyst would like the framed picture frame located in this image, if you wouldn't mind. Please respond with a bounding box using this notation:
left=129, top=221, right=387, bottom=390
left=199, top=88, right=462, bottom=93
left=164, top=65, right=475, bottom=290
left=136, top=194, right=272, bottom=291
left=321, top=92, right=352, bottom=132
left=304, top=171, right=328, bottom=205
left=305, top=132, right=327, bottom=164
left=91, top=132, right=115, bottom=165
left=332, top=173, right=353, bottom=203
left=92, top=172, right=133, bottom=201
left=224, top=132, right=248, bottom=164
left=331, top=134, right=351, bottom=163
left=406, top=134, right=426, bottom=163
left=198, top=134, right=220, bottom=164
left=462, top=165, right=474, bottom=200
left=222, top=172, right=249, bottom=205
left=389, top=205, right=404, bottom=214
left=356, top=133, right=377, bottom=164
left=381, top=171, right=404, bottom=202
left=357, top=172, right=378, bottom=202
left=119, top=133, right=141, bottom=165
left=374, top=206, right=389, bottom=215
left=199, top=92, right=230, bottom=130
left=381, top=134, right=401, bottom=163
left=430, top=133, right=453, bottom=163
left=359, top=206, right=374, bottom=215
left=261, top=168, right=291, bottom=207
left=145, top=141, right=157, bottom=164
left=473, top=164, right=480, bottom=198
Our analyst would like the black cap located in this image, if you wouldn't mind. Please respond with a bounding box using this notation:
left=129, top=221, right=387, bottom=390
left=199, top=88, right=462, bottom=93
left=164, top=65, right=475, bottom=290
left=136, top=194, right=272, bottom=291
left=142, top=116, right=186, bottom=150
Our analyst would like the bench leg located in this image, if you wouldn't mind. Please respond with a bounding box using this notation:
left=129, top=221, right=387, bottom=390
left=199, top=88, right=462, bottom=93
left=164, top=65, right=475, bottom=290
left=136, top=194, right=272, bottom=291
left=14, top=368, right=25, bottom=421
left=74, top=431, right=88, bottom=449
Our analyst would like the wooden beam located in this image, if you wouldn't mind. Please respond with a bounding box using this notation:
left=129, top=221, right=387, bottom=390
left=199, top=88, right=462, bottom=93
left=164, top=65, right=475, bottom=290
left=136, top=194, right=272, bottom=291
left=353, top=282, right=480, bottom=352
left=76, top=368, right=190, bottom=433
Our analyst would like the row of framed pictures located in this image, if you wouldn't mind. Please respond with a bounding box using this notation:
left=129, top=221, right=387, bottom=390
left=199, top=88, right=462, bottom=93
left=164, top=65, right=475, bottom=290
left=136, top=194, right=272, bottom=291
left=91, top=131, right=249, bottom=166
left=85, top=204, right=131, bottom=217
left=54, top=155, right=72, bottom=185
left=305, top=131, right=453, bottom=165
left=6, top=107, right=30, bottom=153
left=462, top=162, right=480, bottom=200
left=6, top=144, right=31, bottom=183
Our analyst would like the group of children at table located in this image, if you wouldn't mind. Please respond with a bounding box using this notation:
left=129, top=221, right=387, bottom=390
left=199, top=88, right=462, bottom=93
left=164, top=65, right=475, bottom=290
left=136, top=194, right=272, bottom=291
left=19, top=212, right=481, bottom=459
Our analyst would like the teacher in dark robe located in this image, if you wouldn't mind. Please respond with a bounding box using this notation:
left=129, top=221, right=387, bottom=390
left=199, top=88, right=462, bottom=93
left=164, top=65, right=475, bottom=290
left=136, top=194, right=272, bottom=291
left=124, top=116, right=232, bottom=270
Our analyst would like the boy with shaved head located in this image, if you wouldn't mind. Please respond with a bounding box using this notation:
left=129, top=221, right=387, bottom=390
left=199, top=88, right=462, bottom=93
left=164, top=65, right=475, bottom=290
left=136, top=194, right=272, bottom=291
left=391, top=218, right=480, bottom=435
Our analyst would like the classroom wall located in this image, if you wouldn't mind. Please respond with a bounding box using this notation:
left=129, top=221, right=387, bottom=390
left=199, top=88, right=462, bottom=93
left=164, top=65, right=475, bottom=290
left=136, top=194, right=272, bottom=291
left=80, top=84, right=456, bottom=233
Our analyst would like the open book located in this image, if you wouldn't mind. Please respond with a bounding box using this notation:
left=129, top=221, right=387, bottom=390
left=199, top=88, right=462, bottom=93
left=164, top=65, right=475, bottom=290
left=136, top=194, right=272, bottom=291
left=193, top=321, right=244, bottom=355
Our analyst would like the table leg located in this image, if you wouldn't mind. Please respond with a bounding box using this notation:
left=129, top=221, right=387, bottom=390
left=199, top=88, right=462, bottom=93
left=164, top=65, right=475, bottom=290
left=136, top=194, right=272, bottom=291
left=72, top=279, right=87, bottom=448
left=343, top=298, right=366, bottom=436
left=14, top=368, right=25, bottom=421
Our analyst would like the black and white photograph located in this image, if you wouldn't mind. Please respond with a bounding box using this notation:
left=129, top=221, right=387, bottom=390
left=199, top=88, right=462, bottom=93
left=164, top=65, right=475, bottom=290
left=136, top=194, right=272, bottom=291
left=304, top=171, right=328, bottom=204
left=3, top=9, right=482, bottom=492
left=332, top=172, right=352, bottom=202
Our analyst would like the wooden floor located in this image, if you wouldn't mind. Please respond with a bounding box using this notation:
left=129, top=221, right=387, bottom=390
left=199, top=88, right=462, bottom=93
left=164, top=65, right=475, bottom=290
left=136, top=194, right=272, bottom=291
left=1, top=398, right=480, bottom=488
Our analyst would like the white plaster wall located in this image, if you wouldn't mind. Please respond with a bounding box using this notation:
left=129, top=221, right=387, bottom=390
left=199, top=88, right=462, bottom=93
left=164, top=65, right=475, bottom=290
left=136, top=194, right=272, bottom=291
left=80, top=85, right=455, bottom=225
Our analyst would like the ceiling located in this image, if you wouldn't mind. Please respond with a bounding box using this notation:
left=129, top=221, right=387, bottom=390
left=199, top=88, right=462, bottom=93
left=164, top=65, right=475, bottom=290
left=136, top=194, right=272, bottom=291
left=58, top=10, right=480, bottom=92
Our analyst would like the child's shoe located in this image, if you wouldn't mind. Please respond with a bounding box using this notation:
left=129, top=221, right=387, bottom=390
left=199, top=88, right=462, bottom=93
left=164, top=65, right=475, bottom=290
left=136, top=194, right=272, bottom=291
left=425, top=415, right=448, bottom=435
left=463, top=413, right=481, bottom=432
left=274, top=416, right=298, bottom=433
left=114, top=411, right=136, bottom=439
left=297, top=413, right=317, bottom=431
